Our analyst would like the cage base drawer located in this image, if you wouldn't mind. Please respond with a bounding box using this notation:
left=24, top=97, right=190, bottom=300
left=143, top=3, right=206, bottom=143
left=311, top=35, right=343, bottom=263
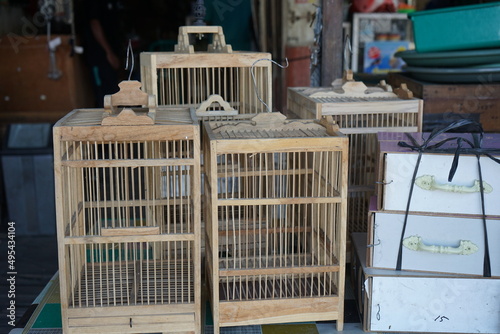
left=68, top=312, right=195, bottom=334
left=218, top=296, right=340, bottom=327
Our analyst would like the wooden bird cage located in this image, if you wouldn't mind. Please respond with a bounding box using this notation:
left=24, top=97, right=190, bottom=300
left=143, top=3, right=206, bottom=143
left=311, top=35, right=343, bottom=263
left=53, top=81, right=201, bottom=334
left=203, top=113, right=348, bottom=333
left=287, top=71, right=422, bottom=235
left=140, top=26, right=272, bottom=114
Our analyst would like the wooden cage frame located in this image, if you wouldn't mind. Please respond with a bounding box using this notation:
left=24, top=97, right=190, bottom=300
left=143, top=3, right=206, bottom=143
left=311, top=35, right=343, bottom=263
left=53, top=92, right=201, bottom=334
left=203, top=113, right=348, bottom=333
left=287, top=74, right=422, bottom=236
left=140, top=26, right=273, bottom=115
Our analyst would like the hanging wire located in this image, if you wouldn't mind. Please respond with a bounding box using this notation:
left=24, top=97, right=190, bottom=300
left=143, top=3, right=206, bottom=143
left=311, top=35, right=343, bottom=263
left=125, top=39, right=134, bottom=81
left=366, top=239, right=381, bottom=248
left=251, top=58, right=289, bottom=113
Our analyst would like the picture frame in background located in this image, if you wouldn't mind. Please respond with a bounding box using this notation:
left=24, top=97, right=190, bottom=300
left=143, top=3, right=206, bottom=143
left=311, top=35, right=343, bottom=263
left=352, top=13, right=413, bottom=73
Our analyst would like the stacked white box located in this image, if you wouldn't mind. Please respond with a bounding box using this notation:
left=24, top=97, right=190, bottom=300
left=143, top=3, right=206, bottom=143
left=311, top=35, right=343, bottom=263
left=370, top=131, right=500, bottom=276
left=356, top=129, right=500, bottom=332
left=351, top=232, right=500, bottom=334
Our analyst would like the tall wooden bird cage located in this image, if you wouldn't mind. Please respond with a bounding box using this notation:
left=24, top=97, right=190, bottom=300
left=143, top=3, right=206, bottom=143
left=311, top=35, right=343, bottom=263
left=287, top=71, right=422, bottom=236
left=53, top=81, right=201, bottom=334
left=203, top=113, right=349, bottom=333
left=140, top=26, right=272, bottom=114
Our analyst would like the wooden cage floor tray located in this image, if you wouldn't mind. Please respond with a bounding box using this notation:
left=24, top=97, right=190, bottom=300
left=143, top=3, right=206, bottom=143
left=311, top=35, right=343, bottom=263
left=71, top=259, right=194, bottom=307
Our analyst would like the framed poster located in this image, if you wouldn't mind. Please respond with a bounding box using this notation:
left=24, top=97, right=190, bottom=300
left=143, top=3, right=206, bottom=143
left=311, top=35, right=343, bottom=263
left=363, top=40, right=410, bottom=73
left=352, top=13, right=413, bottom=73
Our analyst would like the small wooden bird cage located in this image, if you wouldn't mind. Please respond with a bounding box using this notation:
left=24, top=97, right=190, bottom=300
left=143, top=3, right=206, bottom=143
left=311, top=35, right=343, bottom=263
left=287, top=70, right=422, bottom=235
left=203, top=113, right=348, bottom=333
left=53, top=81, right=201, bottom=334
left=140, top=26, right=272, bottom=114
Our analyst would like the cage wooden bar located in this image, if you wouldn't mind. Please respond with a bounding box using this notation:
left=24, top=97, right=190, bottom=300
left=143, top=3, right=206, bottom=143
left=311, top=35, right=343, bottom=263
left=287, top=73, right=422, bottom=235
left=203, top=113, right=348, bottom=333
left=53, top=85, right=201, bottom=333
left=140, top=26, right=272, bottom=114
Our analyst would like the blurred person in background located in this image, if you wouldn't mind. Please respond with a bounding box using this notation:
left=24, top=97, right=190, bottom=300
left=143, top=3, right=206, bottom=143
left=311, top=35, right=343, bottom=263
left=80, top=0, right=125, bottom=107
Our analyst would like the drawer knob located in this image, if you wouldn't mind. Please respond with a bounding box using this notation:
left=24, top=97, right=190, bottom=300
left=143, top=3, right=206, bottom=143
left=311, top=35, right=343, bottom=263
left=415, top=175, right=493, bottom=194
left=403, top=235, right=478, bottom=255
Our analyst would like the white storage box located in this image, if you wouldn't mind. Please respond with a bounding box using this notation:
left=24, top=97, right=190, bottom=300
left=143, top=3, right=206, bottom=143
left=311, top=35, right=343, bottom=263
left=367, top=209, right=500, bottom=276
left=351, top=233, right=500, bottom=333
left=377, top=132, right=500, bottom=216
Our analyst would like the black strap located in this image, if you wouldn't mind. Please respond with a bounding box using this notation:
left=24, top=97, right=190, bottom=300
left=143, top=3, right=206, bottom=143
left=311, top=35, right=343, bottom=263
left=395, top=150, right=422, bottom=272
left=477, top=154, right=491, bottom=277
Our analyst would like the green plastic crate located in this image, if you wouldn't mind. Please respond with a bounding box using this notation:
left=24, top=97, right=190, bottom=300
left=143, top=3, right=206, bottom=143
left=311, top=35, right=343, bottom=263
left=409, top=3, right=500, bottom=53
